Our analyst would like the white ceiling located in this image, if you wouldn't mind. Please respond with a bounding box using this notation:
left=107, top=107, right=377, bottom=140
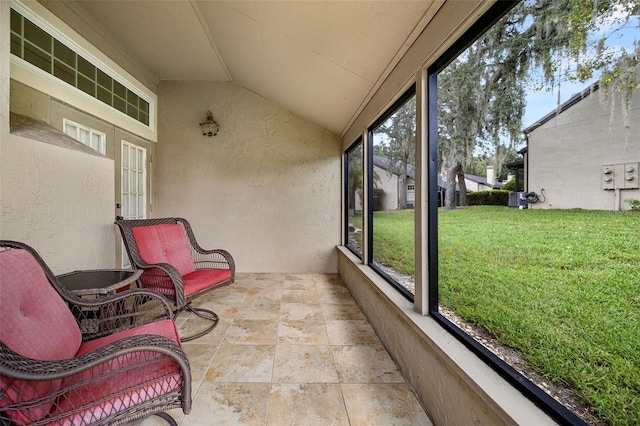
left=73, top=1, right=437, bottom=136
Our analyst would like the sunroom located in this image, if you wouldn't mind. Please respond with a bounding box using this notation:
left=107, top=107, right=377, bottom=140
left=3, top=1, right=638, bottom=425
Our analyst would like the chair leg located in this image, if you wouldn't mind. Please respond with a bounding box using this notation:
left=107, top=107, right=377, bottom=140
left=154, top=412, right=178, bottom=426
left=180, top=304, right=219, bottom=342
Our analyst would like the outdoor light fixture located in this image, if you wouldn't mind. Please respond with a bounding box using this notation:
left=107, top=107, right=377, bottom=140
left=199, top=111, right=220, bottom=136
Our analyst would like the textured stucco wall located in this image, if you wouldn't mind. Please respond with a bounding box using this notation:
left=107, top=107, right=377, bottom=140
left=0, top=132, right=115, bottom=274
left=155, top=81, right=341, bottom=273
left=527, top=90, right=640, bottom=210
left=338, top=248, right=557, bottom=426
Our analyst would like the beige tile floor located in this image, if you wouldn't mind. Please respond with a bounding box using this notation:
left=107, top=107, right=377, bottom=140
left=141, top=273, right=432, bottom=426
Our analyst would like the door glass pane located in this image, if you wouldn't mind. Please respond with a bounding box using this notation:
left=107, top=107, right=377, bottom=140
left=121, top=141, right=147, bottom=221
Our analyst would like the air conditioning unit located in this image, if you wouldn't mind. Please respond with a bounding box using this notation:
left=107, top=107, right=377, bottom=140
left=508, top=191, right=527, bottom=208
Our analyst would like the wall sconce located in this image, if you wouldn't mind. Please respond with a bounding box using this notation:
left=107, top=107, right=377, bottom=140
left=199, top=111, right=220, bottom=136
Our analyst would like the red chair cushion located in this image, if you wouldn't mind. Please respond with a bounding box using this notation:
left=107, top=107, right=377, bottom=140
left=75, top=319, right=182, bottom=356
left=0, top=249, right=82, bottom=424
left=51, top=319, right=183, bottom=424
left=183, top=269, right=233, bottom=296
left=132, top=224, right=195, bottom=277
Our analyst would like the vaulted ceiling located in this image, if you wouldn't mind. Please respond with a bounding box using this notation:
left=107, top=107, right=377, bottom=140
left=72, top=1, right=439, bottom=136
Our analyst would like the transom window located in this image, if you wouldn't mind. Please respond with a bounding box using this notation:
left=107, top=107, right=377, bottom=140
left=10, top=8, right=150, bottom=126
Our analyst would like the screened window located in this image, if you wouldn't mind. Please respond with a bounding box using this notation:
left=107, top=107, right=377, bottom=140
left=345, top=139, right=363, bottom=258
left=429, top=1, right=640, bottom=425
left=63, top=119, right=106, bottom=155
left=368, top=88, right=416, bottom=298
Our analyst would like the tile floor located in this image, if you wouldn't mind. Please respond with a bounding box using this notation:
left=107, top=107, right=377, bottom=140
left=141, top=273, right=431, bottom=426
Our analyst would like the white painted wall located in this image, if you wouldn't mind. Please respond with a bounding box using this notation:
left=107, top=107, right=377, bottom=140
left=155, top=81, right=342, bottom=273
left=0, top=133, right=115, bottom=274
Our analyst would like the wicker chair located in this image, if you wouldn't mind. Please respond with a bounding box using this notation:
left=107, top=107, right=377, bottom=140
left=115, top=218, right=235, bottom=342
left=0, top=240, right=191, bottom=426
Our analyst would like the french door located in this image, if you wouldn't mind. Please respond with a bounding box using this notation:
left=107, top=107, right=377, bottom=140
left=119, top=140, right=147, bottom=266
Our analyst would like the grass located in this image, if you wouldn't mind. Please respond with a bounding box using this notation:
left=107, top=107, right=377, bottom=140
left=372, top=206, right=639, bottom=425
left=349, top=210, right=415, bottom=275
left=372, top=210, right=415, bottom=275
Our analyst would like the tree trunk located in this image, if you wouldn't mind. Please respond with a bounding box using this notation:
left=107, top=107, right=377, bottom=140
left=445, top=163, right=459, bottom=210
left=397, top=163, right=408, bottom=210
left=457, top=166, right=468, bottom=206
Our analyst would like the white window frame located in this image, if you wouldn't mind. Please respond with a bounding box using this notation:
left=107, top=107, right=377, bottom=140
left=63, top=118, right=106, bottom=155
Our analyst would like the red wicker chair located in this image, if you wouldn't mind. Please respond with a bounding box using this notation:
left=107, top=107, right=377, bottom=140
left=0, top=240, right=191, bottom=425
left=115, top=218, right=235, bottom=341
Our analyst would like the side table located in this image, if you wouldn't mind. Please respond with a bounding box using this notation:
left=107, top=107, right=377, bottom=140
left=57, top=269, right=142, bottom=297
left=56, top=269, right=143, bottom=335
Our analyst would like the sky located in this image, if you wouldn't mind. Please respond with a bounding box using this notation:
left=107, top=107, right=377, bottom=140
left=522, top=12, right=639, bottom=129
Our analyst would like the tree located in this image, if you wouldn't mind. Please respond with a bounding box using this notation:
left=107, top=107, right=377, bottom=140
left=347, top=143, right=382, bottom=217
left=438, top=0, right=640, bottom=209
left=373, top=96, right=416, bottom=210
left=347, top=144, right=363, bottom=217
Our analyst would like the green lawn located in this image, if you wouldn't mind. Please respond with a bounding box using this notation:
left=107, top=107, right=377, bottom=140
left=373, top=206, right=639, bottom=425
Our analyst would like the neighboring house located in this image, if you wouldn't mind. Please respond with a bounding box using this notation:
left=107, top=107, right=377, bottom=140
left=464, top=166, right=503, bottom=192
left=371, top=155, right=416, bottom=211
left=524, top=80, right=640, bottom=210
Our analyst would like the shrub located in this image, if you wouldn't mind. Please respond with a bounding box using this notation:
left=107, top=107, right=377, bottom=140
left=468, top=190, right=509, bottom=206
left=625, top=198, right=640, bottom=212
left=502, top=178, right=515, bottom=191
left=373, top=188, right=385, bottom=211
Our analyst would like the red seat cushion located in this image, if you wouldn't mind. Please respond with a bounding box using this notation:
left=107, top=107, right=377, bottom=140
left=183, top=269, right=233, bottom=296
left=132, top=224, right=195, bottom=276
left=0, top=249, right=82, bottom=424
left=50, top=319, right=183, bottom=424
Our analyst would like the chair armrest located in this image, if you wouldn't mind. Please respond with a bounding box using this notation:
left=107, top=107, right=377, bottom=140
left=133, top=262, right=186, bottom=308
left=65, top=289, right=174, bottom=341
left=0, top=335, right=189, bottom=381
left=192, top=249, right=236, bottom=277
left=0, top=335, right=192, bottom=420
left=174, top=218, right=236, bottom=277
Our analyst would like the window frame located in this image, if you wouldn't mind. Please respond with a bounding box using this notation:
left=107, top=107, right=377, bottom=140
left=366, top=84, right=416, bottom=302
left=63, top=118, right=106, bottom=155
left=426, top=2, right=586, bottom=424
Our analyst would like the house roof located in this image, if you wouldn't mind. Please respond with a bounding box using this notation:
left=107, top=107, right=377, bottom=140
left=505, top=159, right=524, bottom=169
left=373, top=155, right=415, bottom=180
left=523, top=82, right=599, bottom=134
left=464, top=173, right=504, bottom=189
left=63, top=1, right=442, bottom=137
